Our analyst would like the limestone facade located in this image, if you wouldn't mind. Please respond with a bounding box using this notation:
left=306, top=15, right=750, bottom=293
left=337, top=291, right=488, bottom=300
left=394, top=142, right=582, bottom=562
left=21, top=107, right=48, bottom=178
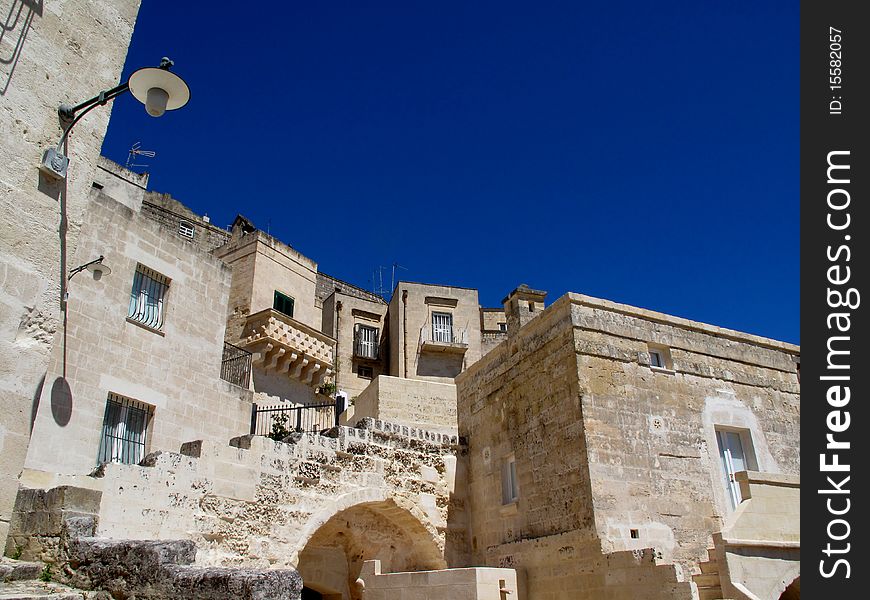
left=0, top=0, right=141, bottom=541
left=456, top=293, right=800, bottom=599
left=321, top=289, right=389, bottom=400
left=21, top=160, right=253, bottom=483
left=388, top=282, right=483, bottom=383
left=1, top=8, right=801, bottom=597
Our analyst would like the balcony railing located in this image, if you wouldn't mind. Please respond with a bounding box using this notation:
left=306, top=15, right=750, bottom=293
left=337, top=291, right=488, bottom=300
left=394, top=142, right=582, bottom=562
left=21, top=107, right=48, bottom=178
left=240, top=309, right=336, bottom=386
left=251, top=398, right=343, bottom=436
left=220, top=342, right=252, bottom=388
left=420, top=326, right=469, bottom=353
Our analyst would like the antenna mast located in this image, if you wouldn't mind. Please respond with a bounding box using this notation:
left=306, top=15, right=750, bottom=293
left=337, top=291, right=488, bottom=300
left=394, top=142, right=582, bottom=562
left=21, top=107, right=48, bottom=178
left=126, top=141, right=156, bottom=171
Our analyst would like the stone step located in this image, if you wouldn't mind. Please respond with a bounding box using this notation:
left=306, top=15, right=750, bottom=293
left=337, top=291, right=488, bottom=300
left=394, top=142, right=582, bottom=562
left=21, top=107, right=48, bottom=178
left=697, top=586, right=725, bottom=600
left=693, top=573, right=721, bottom=587
left=699, top=559, right=719, bottom=574
left=0, top=580, right=95, bottom=599
left=0, top=559, right=42, bottom=581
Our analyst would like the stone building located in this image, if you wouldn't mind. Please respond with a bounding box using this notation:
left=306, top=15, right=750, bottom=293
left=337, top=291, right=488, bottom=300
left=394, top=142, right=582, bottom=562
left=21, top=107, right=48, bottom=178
left=0, top=0, right=142, bottom=542
left=457, top=291, right=801, bottom=600
left=21, top=158, right=253, bottom=484
left=0, top=4, right=800, bottom=598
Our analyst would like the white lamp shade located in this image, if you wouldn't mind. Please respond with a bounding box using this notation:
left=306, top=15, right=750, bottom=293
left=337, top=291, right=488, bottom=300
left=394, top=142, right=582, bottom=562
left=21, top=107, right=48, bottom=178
left=128, top=67, right=190, bottom=115
left=88, top=262, right=111, bottom=280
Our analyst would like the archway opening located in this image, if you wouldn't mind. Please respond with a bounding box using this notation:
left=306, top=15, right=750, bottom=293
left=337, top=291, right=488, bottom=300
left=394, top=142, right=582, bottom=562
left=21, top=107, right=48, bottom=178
left=297, top=500, right=444, bottom=600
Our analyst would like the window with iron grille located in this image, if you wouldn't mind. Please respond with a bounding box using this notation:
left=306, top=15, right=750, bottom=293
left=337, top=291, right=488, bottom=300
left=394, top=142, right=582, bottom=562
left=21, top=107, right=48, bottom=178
left=178, top=220, right=195, bottom=239
left=354, top=324, right=379, bottom=359
left=97, top=393, right=152, bottom=465
left=432, top=312, right=453, bottom=343
left=273, top=290, right=294, bottom=318
left=128, top=265, right=170, bottom=330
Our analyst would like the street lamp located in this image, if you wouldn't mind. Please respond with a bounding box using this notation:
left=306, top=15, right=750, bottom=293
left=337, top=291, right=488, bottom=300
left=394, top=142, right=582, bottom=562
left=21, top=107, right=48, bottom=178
left=68, top=255, right=111, bottom=281
left=40, top=57, right=190, bottom=180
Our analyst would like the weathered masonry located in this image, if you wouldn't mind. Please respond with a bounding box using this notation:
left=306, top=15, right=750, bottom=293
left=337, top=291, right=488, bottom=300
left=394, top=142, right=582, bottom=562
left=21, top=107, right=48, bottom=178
left=457, top=293, right=800, bottom=600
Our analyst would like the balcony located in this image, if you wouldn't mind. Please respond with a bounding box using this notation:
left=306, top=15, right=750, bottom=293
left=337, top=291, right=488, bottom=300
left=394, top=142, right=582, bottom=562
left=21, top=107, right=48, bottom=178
left=240, top=309, right=336, bottom=386
left=420, top=326, right=468, bottom=354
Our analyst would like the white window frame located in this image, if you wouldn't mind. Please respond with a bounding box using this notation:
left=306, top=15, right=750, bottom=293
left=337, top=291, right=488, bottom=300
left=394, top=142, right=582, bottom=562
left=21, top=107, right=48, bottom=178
left=501, top=455, right=519, bottom=505
left=647, top=344, right=673, bottom=371
left=432, top=312, right=453, bottom=343
left=97, top=393, right=153, bottom=465
left=715, top=428, right=757, bottom=510
left=178, top=220, right=195, bottom=239
left=355, top=324, right=379, bottom=359
left=127, top=265, right=170, bottom=330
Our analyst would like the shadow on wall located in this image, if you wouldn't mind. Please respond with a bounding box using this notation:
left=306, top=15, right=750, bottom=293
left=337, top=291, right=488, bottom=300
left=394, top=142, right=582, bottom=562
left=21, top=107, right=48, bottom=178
left=416, top=352, right=463, bottom=379
left=29, top=373, right=45, bottom=433
left=50, top=376, right=72, bottom=426
left=1, top=0, right=43, bottom=95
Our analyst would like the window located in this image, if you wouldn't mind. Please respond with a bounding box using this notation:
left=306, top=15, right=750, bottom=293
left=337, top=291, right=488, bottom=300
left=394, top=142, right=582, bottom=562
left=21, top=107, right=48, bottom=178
left=358, top=365, right=373, bottom=379
left=432, top=312, right=453, bottom=343
left=178, top=220, right=195, bottom=239
left=354, top=324, right=379, bottom=359
left=128, top=265, right=170, bottom=330
left=501, top=456, right=519, bottom=504
left=647, top=344, right=673, bottom=371
left=498, top=322, right=507, bottom=332
left=528, top=302, right=535, bottom=312
left=97, top=393, right=152, bottom=465
left=273, top=290, right=295, bottom=318
left=716, top=428, right=756, bottom=509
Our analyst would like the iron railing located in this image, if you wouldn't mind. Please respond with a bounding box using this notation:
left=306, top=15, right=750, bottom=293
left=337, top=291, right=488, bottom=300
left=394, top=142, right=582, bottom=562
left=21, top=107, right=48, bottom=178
left=420, top=326, right=468, bottom=345
left=250, top=397, right=344, bottom=437
left=221, top=342, right=252, bottom=388
left=97, top=393, right=151, bottom=466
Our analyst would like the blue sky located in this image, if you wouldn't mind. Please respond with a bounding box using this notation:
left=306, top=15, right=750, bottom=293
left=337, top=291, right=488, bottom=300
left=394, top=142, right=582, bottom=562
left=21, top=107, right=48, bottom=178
left=101, top=1, right=799, bottom=344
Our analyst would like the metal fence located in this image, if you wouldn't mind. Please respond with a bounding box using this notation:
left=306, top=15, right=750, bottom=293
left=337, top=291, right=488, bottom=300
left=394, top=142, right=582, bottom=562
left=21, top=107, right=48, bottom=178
left=251, top=399, right=342, bottom=437
left=221, top=342, right=252, bottom=388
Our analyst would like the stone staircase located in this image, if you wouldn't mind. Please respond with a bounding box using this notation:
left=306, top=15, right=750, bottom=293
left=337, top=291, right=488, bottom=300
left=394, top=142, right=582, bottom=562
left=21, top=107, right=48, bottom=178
left=692, top=551, right=726, bottom=600
left=2, top=539, right=302, bottom=600
left=0, top=557, right=97, bottom=600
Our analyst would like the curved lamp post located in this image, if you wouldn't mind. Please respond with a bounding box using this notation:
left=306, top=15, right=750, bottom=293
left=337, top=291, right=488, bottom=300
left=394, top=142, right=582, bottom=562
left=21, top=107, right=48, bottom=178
left=40, top=57, right=190, bottom=180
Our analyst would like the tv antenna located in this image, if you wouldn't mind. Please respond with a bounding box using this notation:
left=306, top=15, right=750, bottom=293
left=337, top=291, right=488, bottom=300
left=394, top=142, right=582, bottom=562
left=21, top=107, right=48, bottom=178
left=390, top=262, right=408, bottom=294
left=126, top=142, right=156, bottom=171
left=372, top=266, right=389, bottom=297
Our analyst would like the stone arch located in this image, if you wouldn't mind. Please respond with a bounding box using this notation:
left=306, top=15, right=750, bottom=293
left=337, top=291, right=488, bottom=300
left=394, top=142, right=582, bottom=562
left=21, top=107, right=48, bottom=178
left=296, top=497, right=446, bottom=600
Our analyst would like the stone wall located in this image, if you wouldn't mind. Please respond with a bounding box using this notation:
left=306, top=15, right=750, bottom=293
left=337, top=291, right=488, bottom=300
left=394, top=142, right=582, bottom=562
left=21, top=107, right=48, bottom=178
left=141, top=191, right=231, bottom=253
left=8, top=421, right=468, bottom=597
left=316, top=272, right=384, bottom=306
left=21, top=164, right=252, bottom=480
left=567, top=293, right=800, bottom=566
left=0, top=0, right=141, bottom=541
left=322, top=290, right=389, bottom=399
left=216, top=227, right=321, bottom=333
left=343, top=376, right=458, bottom=435
left=457, top=302, right=594, bottom=560
left=359, top=559, right=518, bottom=600
left=456, top=292, right=800, bottom=599
left=389, top=283, right=482, bottom=382
left=716, top=472, right=800, bottom=600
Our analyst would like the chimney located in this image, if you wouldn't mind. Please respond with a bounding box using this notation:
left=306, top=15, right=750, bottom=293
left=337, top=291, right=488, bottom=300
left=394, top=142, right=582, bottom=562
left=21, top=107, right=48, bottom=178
left=502, top=284, right=548, bottom=337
